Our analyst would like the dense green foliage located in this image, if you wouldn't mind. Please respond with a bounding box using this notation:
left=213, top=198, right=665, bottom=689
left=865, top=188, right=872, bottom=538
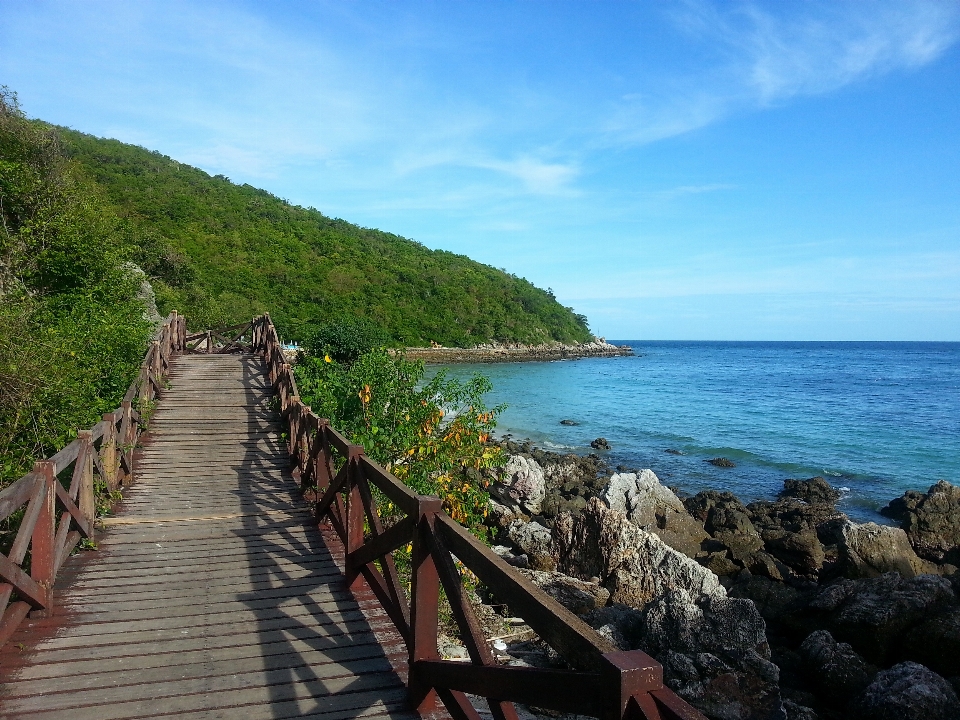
left=57, top=128, right=593, bottom=346
left=305, top=317, right=391, bottom=365
left=0, top=88, right=153, bottom=487
left=295, top=348, right=503, bottom=531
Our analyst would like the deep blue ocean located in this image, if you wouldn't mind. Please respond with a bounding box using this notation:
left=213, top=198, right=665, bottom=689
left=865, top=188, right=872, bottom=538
left=432, top=342, right=960, bottom=522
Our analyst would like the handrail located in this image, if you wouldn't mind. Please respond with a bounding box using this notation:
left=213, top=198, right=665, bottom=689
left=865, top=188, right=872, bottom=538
left=252, top=313, right=706, bottom=720
left=0, top=311, right=186, bottom=648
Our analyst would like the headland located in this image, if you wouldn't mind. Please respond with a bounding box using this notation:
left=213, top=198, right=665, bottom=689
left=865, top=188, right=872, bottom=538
left=401, top=338, right=633, bottom=363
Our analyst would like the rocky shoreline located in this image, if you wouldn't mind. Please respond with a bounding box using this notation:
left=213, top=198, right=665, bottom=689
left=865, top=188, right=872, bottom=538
left=462, top=439, right=960, bottom=720
left=401, top=338, right=633, bottom=363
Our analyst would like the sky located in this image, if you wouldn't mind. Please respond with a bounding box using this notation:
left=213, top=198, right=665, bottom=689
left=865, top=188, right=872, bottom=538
left=2, top=0, right=959, bottom=340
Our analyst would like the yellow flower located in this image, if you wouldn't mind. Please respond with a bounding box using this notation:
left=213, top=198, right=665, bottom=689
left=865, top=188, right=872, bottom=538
left=324, top=354, right=332, bottom=363
left=359, top=384, right=372, bottom=404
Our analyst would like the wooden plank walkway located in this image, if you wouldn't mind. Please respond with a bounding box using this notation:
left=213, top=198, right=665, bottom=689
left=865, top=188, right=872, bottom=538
left=0, top=354, right=422, bottom=720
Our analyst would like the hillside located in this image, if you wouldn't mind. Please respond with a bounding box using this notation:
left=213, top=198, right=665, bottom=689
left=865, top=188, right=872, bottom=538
left=59, top=129, right=592, bottom=346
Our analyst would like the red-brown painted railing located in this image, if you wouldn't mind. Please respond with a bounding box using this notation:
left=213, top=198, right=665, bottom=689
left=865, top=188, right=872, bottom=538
left=0, top=311, right=186, bottom=648
left=253, top=313, right=706, bottom=720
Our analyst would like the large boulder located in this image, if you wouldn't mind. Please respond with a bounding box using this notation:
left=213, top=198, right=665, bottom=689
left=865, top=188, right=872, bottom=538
left=582, top=604, right=645, bottom=650
left=786, top=572, right=957, bottom=665
left=850, top=661, right=960, bottom=720
left=837, top=521, right=938, bottom=579
left=643, top=589, right=783, bottom=720
left=748, top=500, right=843, bottom=577
left=554, top=498, right=723, bottom=610
left=881, top=480, right=960, bottom=564
left=798, top=629, right=877, bottom=707
left=686, top=490, right=766, bottom=564
left=901, top=607, right=960, bottom=678
left=779, top=477, right=841, bottom=505
left=492, top=455, right=546, bottom=515
left=729, top=572, right=807, bottom=628
left=507, top=520, right=552, bottom=557
left=515, top=569, right=610, bottom=615
left=487, top=497, right=523, bottom=528
left=600, top=470, right=709, bottom=558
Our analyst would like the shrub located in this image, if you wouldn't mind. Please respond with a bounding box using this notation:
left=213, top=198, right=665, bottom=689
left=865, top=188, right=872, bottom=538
left=303, top=317, right=391, bottom=365
left=294, top=347, right=504, bottom=532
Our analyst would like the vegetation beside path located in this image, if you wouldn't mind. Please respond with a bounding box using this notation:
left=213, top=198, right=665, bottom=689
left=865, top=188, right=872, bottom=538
left=0, top=88, right=152, bottom=488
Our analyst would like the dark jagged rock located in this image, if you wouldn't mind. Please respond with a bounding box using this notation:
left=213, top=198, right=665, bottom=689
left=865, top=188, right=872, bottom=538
left=685, top=490, right=766, bottom=568
left=708, top=457, right=736, bottom=468
left=881, top=480, right=960, bottom=565
left=780, top=477, right=841, bottom=505
left=850, top=661, right=960, bottom=720
left=493, top=440, right=610, bottom=523
left=559, top=419, right=578, bottom=425
left=729, top=572, right=807, bottom=627
left=582, top=603, right=645, bottom=650
left=748, top=500, right=844, bottom=540
left=784, top=572, right=956, bottom=666
left=516, top=569, right=610, bottom=615
left=641, top=589, right=784, bottom=720
left=665, top=448, right=684, bottom=455
left=590, top=437, right=610, bottom=450
left=798, top=630, right=877, bottom=707
left=747, top=500, right=843, bottom=578
left=901, top=607, right=960, bottom=678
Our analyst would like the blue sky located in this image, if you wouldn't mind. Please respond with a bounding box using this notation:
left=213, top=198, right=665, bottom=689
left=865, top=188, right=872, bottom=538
left=2, top=0, right=959, bottom=340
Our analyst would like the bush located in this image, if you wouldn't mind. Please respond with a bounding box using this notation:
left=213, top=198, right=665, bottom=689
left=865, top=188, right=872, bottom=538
left=303, top=317, right=391, bottom=365
left=294, top=347, right=504, bottom=532
left=0, top=87, right=152, bottom=488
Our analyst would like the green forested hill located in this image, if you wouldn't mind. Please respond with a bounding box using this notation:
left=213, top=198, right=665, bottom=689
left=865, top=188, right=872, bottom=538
left=59, top=129, right=592, bottom=346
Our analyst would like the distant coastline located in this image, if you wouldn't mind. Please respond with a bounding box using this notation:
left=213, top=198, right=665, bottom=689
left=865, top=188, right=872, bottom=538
left=401, top=338, right=633, bottom=363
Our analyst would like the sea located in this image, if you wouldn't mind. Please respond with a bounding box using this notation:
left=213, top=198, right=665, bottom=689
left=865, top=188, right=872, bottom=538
left=430, top=342, right=960, bottom=523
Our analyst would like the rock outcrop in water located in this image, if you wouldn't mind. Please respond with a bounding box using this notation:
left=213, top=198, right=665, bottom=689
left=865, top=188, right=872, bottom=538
left=401, top=338, right=633, bottom=363
left=881, top=480, right=960, bottom=566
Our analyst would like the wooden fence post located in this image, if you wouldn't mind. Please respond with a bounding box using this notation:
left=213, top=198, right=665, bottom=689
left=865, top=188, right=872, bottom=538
left=101, top=413, right=118, bottom=491
left=77, top=431, right=96, bottom=534
left=344, top=445, right=366, bottom=590
left=206, top=331, right=212, bottom=354
left=408, top=495, right=444, bottom=713
left=120, top=400, right=134, bottom=485
left=152, top=340, right=161, bottom=381
left=30, top=461, right=56, bottom=618
left=314, top=420, right=333, bottom=493
left=171, top=310, right=179, bottom=352
left=600, top=651, right=664, bottom=720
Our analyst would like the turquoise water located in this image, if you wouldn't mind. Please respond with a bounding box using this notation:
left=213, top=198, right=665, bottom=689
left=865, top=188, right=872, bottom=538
left=431, top=342, right=960, bottom=522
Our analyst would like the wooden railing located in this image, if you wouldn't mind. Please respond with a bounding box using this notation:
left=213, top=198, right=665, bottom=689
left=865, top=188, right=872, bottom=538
left=0, top=311, right=186, bottom=647
left=253, top=313, right=705, bottom=720
left=184, top=321, right=255, bottom=354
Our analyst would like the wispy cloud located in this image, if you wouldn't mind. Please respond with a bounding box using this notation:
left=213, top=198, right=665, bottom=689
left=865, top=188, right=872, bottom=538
left=646, top=183, right=737, bottom=203
left=561, top=249, right=960, bottom=301
left=606, top=0, right=960, bottom=144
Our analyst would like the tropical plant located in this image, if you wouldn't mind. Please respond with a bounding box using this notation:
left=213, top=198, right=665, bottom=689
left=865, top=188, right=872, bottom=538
left=294, top=348, right=504, bottom=532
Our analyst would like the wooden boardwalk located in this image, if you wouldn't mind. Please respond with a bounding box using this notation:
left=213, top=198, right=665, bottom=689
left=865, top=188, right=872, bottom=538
left=0, top=354, right=421, bottom=720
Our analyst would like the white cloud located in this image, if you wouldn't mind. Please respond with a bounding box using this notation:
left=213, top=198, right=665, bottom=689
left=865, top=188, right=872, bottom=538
left=607, top=0, right=960, bottom=145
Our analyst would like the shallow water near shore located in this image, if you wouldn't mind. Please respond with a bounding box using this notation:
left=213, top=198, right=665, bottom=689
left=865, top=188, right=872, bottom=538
left=429, top=341, right=960, bottom=523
